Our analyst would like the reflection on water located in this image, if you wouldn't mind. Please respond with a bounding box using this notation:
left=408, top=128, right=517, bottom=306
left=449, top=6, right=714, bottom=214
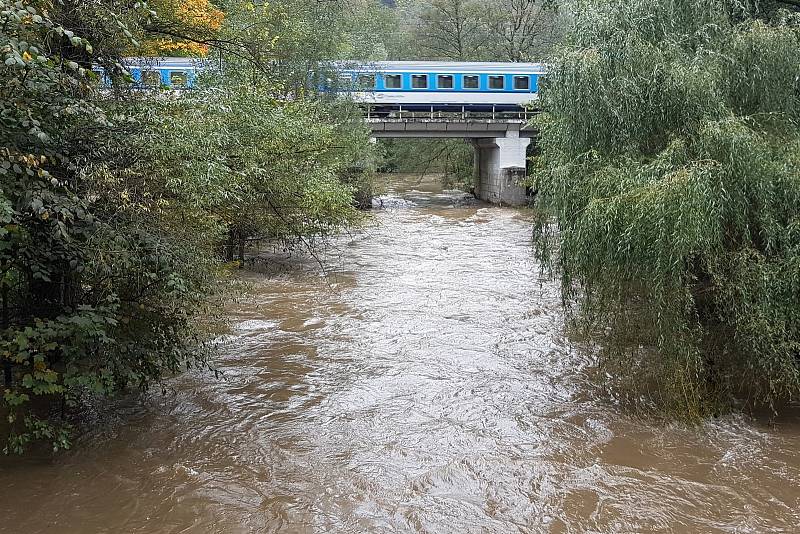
left=1, top=174, right=799, bottom=533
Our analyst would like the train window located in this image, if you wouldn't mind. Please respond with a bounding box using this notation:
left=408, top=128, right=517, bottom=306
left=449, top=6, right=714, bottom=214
left=463, top=75, right=479, bottom=89
left=358, top=74, right=376, bottom=89
left=338, top=74, right=354, bottom=89
left=411, top=74, right=428, bottom=89
left=437, top=75, right=454, bottom=89
left=170, top=70, right=187, bottom=87
left=513, top=75, right=530, bottom=90
left=141, top=70, right=161, bottom=87
left=384, top=74, right=402, bottom=89
left=489, top=75, right=505, bottom=89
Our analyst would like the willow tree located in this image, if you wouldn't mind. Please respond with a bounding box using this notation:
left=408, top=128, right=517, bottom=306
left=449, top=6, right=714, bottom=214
left=533, top=0, right=800, bottom=417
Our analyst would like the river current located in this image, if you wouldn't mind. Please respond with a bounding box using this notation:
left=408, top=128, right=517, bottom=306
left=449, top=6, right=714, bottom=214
left=1, top=174, right=799, bottom=533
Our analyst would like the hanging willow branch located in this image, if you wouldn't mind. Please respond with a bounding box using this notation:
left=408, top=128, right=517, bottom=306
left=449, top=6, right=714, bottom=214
left=533, top=0, right=800, bottom=419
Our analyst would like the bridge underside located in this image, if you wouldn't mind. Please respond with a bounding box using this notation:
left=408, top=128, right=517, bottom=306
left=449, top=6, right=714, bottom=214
left=368, top=118, right=534, bottom=206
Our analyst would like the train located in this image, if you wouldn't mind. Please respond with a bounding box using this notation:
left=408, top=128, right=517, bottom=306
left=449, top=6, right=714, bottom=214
left=329, top=61, right=544, bottom=112
left=112, top=58, right=544, bottom=111
left=99, top=57, right=206, bottom=88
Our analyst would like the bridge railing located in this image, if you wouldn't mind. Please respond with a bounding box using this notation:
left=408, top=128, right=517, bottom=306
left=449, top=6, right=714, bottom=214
left=363, top=105, right=537, bottom=122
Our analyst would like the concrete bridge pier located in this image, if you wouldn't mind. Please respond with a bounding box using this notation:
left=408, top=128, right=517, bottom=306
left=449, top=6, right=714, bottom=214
left=471, top=129, right=530, bottom=206
left=367, top=116, right=534, bottom=205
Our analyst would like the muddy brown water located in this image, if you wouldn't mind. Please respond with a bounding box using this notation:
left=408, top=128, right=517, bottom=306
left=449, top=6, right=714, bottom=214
left=2, top=174, right=800, bottom=533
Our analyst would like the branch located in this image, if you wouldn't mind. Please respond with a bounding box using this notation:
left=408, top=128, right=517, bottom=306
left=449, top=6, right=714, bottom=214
left=141, top=25, right=279, bottom=72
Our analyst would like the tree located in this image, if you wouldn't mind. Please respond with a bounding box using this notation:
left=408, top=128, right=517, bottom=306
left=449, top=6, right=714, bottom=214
left=140, top=0, right=224, bottom=56
left=0, top=0, right=376, bottom=453
left=411, top=0, right=487, bottom=60
left=109, top=90, right=374, bottom=265
left=532, top=0, right=800, bottom=418
left=398, top=0, right=562, bottom=61
left=1, top=0, right=221, bottom=453
left=482, top=0, right=562, bottom=61
left=380, top=139, right=474, bottom=189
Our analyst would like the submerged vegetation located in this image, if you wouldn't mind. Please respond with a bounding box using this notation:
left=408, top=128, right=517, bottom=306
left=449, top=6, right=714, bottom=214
left=0, top=0, right=377, bottom=452
left=533, top=0, right=800, bottom=418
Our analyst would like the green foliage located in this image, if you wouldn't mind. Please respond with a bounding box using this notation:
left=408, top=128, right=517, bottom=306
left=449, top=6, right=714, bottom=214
left=0, top=0, right=224, bottom=452
left=214, top=0, right=397, bottom=94
left=98, top=89, right=374, bottom=259
left=203, top=0, right=379, bottom=242
left=533, top=0, right=800, bottom=417
left=134, top=0, right=379, bottom=255
left=1, top=0, right=375, bottom=453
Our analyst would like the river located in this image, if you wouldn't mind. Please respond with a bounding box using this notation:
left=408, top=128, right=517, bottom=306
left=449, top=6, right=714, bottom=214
left=1, top=174, right=799, bottom=533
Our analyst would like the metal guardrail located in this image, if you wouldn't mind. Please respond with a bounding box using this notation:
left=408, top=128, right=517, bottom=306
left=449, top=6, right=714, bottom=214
left=362, top=105, right=538, bottom=122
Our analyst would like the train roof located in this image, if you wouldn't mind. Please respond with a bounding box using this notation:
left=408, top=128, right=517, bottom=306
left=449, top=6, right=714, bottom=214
left=332, top=61, right=546, bottom=73
left=120, top=57, right=545, bottom=73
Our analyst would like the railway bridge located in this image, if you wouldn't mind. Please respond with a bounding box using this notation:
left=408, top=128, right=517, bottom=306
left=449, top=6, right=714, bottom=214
left=367, top=114, right=536, bottom=206
left=113, top=58, right=543, bottom=205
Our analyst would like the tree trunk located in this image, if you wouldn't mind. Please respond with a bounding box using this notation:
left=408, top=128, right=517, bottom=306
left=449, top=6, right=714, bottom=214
left=2, top=284, right=11, bottom=386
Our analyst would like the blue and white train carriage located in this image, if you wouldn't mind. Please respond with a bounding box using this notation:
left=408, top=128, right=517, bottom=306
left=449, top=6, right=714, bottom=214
left=112, top=58, right=544, bottom=110
left=331, top=61, right=545, bottom=112
left=110, top=57, right=205, bottom=88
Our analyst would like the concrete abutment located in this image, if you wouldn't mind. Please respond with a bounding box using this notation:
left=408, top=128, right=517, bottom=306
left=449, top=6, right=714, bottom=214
left=471, top=129, right=531, bottom=206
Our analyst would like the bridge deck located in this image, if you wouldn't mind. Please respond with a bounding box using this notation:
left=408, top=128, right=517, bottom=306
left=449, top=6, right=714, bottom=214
left=366, top=118, right=536, bottom=138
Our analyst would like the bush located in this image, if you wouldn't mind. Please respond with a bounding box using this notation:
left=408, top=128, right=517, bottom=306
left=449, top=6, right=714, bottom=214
left=0, top=0, right=375, bottom=452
